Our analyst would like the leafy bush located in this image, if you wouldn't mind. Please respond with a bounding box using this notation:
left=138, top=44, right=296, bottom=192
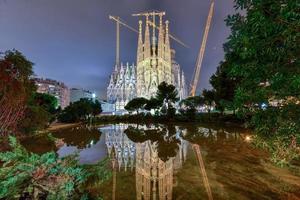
left=253, top=134, right=300, bottom=167
left=0, top=136, right=88, bottom=199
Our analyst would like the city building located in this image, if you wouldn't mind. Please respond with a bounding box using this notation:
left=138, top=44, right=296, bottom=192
left=70, top=88, right=94, bottom=103
left=107, top=12, right=187, bottom=112
left=98, top=99, right=116, bottom=114
left=34, top=78, right=70, bottom=109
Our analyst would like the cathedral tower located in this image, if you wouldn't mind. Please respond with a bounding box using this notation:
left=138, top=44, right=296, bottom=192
left=136, top=12, right=173, bottom=99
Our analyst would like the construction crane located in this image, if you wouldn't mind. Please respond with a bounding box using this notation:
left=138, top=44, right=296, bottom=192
left=109, top=14, right=189, bottom=67
left=109, top=16, right=121, bottom=68
left=190, top=1, right=215, bottom=199
left=192, top=144, right=213, bottom=200
left=190, top=0, right=215, bottom=96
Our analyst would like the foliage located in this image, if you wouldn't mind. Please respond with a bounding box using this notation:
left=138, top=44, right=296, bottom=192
left=0, top=136, right=88, bottom=199
left=19, top=105, right=52, bottom=134
left=155, top=81, right=179, bottom=118
left=225, top=0, right=299, bottom=111
left=179, top=96, right=199, bottom=120
left=209, top=61, right=239, bottom=113
left=125, top=82, right=179, bottom=118
left=0, top=50, right=36, bottom=135
left=144, top=97, right=162, bottom=113
left=124, top=97, right=148, bottom=114
left=155, top=81, right=179, bottom=106
left=202, top=89, right=215, bottom=113
left=253, top=134, right=300, bottom=167
left=58, top=98, right=102, bottom=123
left=223, top=0, right=300, bottom=165
left=32, top=93, right=58, bottom=114
left=19, top=93, right=59, bottom=134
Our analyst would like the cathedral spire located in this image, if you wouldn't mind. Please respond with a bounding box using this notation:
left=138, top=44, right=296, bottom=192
left=137, top=20, right=143, bottom=64
left=157, top=14, right=164, bottom=58
left=164, top=20, right=171, bottom=62
left=152, top=12, right=156, bottom=57
left=144, top=15, right=151, bottom=59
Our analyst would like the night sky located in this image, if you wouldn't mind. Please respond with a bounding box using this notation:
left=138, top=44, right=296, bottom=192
left=0, top=0, right=235, bottom=98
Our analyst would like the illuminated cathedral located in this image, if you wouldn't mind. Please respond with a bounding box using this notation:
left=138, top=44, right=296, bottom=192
left=107, top=12, right=187, bottom=111
left=107, top=63, right=137, bottom=111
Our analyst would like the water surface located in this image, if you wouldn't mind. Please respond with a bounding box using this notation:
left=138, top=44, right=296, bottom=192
left=22, top=123, right=300, bottom=200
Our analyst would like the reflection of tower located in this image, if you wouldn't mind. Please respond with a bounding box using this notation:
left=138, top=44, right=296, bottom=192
left=111, top=147, right=117, bottom=200
left=135, top=141, right=173, bottom=200
left=102, top=125, right=188, bottom=200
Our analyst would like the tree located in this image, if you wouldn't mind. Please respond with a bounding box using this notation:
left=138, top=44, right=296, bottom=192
left=223, top=0, right=300, bottom=164
left=91, top=100, right=102, bottom=117
left=19, top=93, right=59, bottom=134
left=124, top=97, right=148, bottom=114
left=144, top=97, right=162, bottom=114
left=202, top=89, right=215, bottom=114
left=58, top=98, right=102, bottom=123
left=0, top=50, right=36, bottom=135
left=210, top=61, right=239, bottom=114
left=19, top=105, right=51, bottom=134
left=155, top=82, right=179, bottom=117
left=224, top=0, right=299, bottom=111
left=33, top=93, right=58, bottom=114
left=180, top=96, right=205, bottom=120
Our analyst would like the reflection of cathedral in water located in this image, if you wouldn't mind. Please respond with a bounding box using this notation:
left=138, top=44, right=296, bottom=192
left=101, top=124, right=188, bottom=200
left=103, top=124, right=136, bottom=171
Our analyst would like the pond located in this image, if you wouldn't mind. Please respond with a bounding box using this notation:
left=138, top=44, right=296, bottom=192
left=22, top=123, right=300, bottom=200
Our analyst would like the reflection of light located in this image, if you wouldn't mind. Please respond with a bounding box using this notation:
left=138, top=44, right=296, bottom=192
left=261, top=103, right=267, bottom=110
left=90, top=140, right=94, bottom=146
left=92, top=93, right=96, bottom=98
left=245, top=135, right=252, bottom=142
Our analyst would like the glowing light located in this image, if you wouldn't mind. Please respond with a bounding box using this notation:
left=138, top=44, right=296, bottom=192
left=92, top=93, right=96, bottom=98
left=261, top=103, right=267, bottom=110
left=245, top=135, right=252, bottom=142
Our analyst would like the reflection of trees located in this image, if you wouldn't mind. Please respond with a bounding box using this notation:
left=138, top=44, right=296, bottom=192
left=52, top=125, right=101, bottom=149
left=179, top=124, right=246, bottom=146
left=124, top=125, right=180, bottom=162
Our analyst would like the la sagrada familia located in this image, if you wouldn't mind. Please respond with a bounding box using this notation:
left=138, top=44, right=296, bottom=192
left=107, top=12, right=187, bottom=111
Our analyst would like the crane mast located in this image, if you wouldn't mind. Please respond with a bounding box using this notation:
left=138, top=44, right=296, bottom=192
left=109, top=16, right=121, bottom=67
left=190, top=0, right=215, bottom=96
left=190, top=2, right=215, bottom=199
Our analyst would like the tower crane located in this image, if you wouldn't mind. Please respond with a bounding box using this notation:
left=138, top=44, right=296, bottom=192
left=190, top=0, right=215, bottom=96
left=109, top=14, right=189, bottom=67
left=190, top=1, right=215, bottom=200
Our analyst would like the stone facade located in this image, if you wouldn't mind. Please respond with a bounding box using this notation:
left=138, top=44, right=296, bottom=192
left=107, top=63, right=137, bottom=110
left=136, top=16, right=187, bottom=99
left=107, top=13, right=187, bottom=111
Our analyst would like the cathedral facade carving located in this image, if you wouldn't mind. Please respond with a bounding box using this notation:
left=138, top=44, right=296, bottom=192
left=107, top=62, right=137, bottom=110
